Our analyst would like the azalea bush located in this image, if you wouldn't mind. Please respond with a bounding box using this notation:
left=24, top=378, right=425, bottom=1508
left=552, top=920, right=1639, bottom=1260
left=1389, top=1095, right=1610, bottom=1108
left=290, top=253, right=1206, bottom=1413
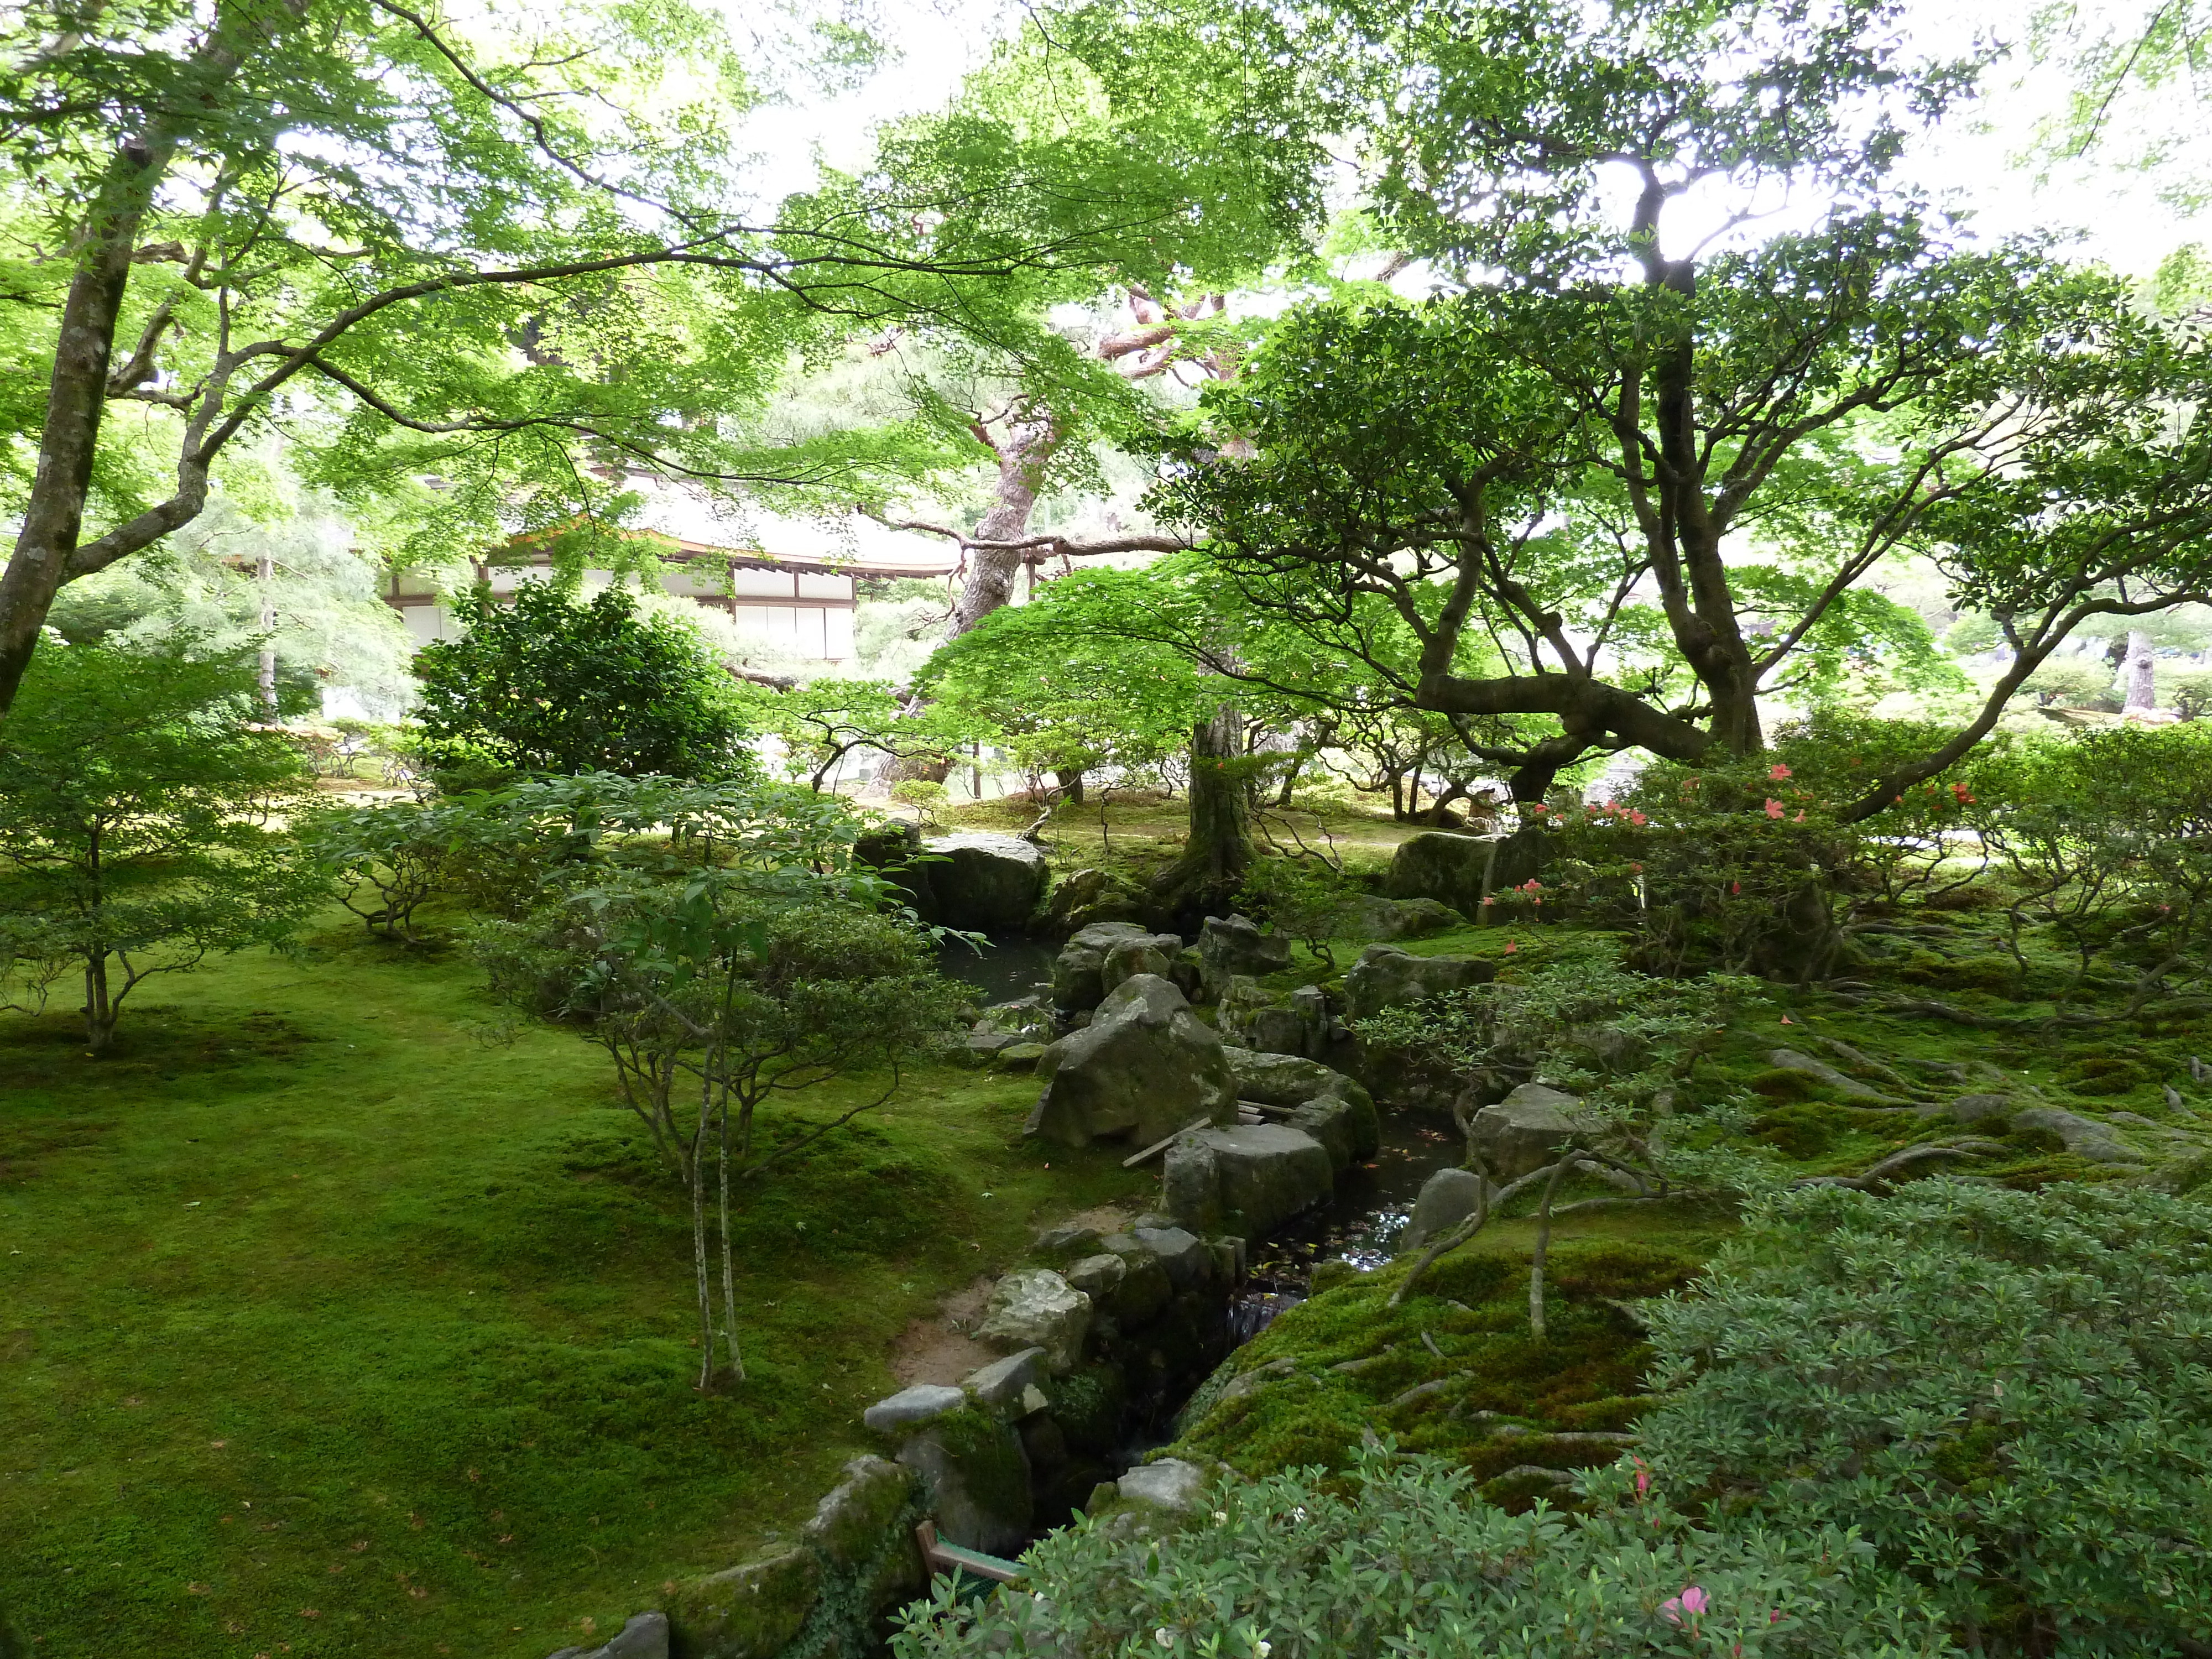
left=1530, top=714, right=1994, bottom=980
left=1634, top=1179, right=2212, bottom=1656
left=891, top=1444, right=1954, bottom=1658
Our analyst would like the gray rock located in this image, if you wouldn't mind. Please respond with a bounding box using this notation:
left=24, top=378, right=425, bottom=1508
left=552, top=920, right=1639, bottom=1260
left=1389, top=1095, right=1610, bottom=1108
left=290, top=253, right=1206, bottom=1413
left=1469, top=1084, right=1583, bottom=1182
left=974, top=1269, right=1092, bottom=1374
left=666, top=1550, right=820, bottom=1659
left=546, top=1611, right=670, bottom=1659
left=2011, top=1105, right=2146, bottom=1163
left=1348, top=894, right=1465, bottom=941
left=802, top=1456, right=916, bottom=1567
left=1163, top=1123, right=1334, bottom=1237
left=1026, top=974, right=1236, bottom=1148
left=1197, top=914, right=1293, bottom=1000
left=962, top=1347, right=1048, bottom=1411
left=919, top=833, right=1050, bottom=932
left=1063, top=1253, right=1127, bottom=1298
left=1340, top=945, right=1495, bottom=1022
left=1383, top=829, right=1546, bottom=917
left=1133, top=1224, right=1209, bottom=1289
left=1031, top=1224, right=1103, bottom=1259
left=993, top=1041, right=1050, bottom=1073
left=863, top=1384, right=967, bottom=1434
left=897, top=1416, right=1032, bottom=1556
left=1098, top=1235, right=1173, bottom=1324
left=1044, top=868, right=1146, bottom=935
left=1102, top=933, right=1182, bottom=997
left=1224, top=1047, right=1380, bottom=1167
left=1114, top=1458, right=1208, bottom=1514
left=1766, top=1048, right=1897, bottom=1103
left=2110, top=1111, right=2160, bottom=1127
left=1402, top=1167, right=1494, bottom=1249
left=1052, top=922, right=1157, bottom=1011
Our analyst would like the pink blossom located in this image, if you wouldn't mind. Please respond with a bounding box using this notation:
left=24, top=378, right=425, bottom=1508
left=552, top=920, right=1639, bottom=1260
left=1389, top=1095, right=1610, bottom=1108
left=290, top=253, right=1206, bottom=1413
left=1632, top=1459, right=1651, bottom=1499
left=1953, top=782, right=1974, bottom=804
left=1480, top=895, right=1495, bottom=907
left=1660, top=1586, right=1710, bottom=1625
left=1730, top=881, right=1741, bottom=895
left=1793, top=810, right=1806, bottom=823
left=1503, top=940, right=1517, bottom=954
left=1764, top=798, right=1784, bottom=819
left=1520, top=878, right=1542, bottom=893
left=1605, top=799, right=1621, bottom=813
left=1769, top=763, right=1792, bottom=780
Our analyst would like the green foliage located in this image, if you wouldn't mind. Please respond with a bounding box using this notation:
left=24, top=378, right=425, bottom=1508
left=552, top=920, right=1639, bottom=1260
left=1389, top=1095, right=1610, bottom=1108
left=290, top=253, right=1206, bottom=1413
left=471, top=773, right=965, bottom=1386
left=0, top=640, right=324, bottom=1049
left=738, top=678, right=947, bottom=792
left=894, top=1443, right=1953, bottom=1658
left=1236, top=856, right=1364, bottom=970
left=412, top=583, right=754, bottom=786
left=302, top=798, right=476, bottom=943
left=41, top=492, right=417, bottom=718
left=2017, top=658, right=2118, bottom=711
left=1637, top=1180, right=2212, bottom=1653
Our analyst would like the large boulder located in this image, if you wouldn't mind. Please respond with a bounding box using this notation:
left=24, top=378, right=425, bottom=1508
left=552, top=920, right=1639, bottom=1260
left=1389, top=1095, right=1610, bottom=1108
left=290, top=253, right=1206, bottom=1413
left=1218, top=975, right=1328, bottom=1058
left=1051, top=922, right=1156, bottom=1010
left=1224, top=1047, right=1379, bottom=1168
left=1348, top=895, right=1465, bottom=941
left=1161, top=1122, right=1334, bottom=1237
left=863, top=1384, right=966, bottom=1434
left=974, top=1268, right=1092, bottom=1374
left=802, top=1455, right=918, bottom=1568
left=1401, top=1167, right=1494, bottom=1249
left=895, top=1410, right=1032, bottom=1556
left=666, top=1551, right=820, bottom=1659
left=1102, top=933, right=1185, bottom=998
left=919, top=833, right=1048, bottom=932
left=1196, top=914, right=1293, bottom=1000
left=1383, top=829, right=1546, bottom=918
left=1340, top=945, right=1496, bottom=1022
left=1469, top=1082, right=1582, bottom=1181
left=1042, top=867, right=1146, bottom=935
left=1026, top=975, right=1236, bottom=1148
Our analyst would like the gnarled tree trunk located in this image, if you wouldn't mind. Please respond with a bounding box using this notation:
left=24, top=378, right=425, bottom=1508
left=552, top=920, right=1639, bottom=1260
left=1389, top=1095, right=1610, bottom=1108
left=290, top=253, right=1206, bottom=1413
left=1149, top=698, right=1254, bottom=927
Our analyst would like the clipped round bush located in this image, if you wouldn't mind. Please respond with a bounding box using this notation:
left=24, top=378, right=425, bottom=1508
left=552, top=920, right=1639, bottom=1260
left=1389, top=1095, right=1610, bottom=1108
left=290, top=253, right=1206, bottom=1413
left=1636, top=1179, right=2212, bottom=1655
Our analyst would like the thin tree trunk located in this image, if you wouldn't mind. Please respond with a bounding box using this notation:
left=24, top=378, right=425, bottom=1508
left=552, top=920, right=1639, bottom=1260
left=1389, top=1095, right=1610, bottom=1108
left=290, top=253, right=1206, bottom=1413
left=691, top=1072, right=715, bottom=1391
left=84, top=951, right=114, bottom=1053
left=1528, top=1155, right=1574, bottom=1340
left=717, top=1086, right=743, bottom=1384
left=257, top=551, right=278, bottom=712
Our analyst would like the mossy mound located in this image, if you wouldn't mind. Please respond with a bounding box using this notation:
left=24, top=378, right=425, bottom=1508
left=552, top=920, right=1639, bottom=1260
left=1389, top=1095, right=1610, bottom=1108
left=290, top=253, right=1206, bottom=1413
left=1171, top=1238, right=1704, bottom=1507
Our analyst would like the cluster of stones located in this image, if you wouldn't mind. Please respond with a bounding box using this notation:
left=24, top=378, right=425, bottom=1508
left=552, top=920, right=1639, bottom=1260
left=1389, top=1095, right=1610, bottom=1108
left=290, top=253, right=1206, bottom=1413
left=859, top=1219, right=1243, bottom=1555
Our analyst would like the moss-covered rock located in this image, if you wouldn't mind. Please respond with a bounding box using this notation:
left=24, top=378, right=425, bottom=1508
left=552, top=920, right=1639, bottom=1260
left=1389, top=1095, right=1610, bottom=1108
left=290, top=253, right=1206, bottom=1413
left=667, top=1548, right=821, bottom=1659
left=895, top=1407, right=1032, bottom=1556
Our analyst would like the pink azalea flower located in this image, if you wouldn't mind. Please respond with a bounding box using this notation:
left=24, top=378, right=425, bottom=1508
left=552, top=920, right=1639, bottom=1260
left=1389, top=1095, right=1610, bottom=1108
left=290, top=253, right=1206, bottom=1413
left=1764, top=798, right=1784, bottom=819
left=1520, top=878, right=1542, bottom=892
left=1793, top=810, right=1805, bottom=823
left=1768, top=763, right=1792, bottom=780
left=1480, top=895, right=1495, bottom=907
left=1660, top=1586, right=1710, bottom=1625
left=1503, top=940, right=1517, bottom=954
left=1629, top=810, right=1647, bottom=826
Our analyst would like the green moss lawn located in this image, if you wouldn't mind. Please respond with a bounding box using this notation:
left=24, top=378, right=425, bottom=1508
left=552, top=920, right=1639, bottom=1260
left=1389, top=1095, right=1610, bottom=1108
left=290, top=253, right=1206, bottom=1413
left=0, top=926, right=1147, bottom=1659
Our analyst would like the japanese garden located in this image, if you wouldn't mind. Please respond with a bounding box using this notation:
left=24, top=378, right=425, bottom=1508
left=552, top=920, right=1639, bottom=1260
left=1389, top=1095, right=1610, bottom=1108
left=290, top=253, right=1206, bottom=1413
left=10, top=2, right=2212, bottom=1656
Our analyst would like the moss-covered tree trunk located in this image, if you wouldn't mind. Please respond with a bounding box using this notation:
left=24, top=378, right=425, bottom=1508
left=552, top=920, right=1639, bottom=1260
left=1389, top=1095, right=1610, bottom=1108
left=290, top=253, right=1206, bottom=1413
left=1150, top=700, right=1254, bottom=926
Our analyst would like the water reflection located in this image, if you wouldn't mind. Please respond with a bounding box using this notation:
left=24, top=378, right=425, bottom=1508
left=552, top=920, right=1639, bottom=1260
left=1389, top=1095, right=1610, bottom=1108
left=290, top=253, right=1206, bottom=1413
left=1231, top=1103, right=1462, bottom=1339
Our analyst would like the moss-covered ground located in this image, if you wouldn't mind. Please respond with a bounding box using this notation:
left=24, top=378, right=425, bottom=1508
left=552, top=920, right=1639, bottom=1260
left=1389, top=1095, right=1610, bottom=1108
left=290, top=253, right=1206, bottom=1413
left=1165, top=879, right=2212, bottom=1493
left=0, top=924, right=1150, bottom=1659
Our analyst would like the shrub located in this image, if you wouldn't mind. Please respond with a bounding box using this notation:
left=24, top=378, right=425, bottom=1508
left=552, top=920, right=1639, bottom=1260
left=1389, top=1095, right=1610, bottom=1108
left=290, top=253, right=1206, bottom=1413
left=893, top=1445, right=1953, bottom=1658
left=1237, top=854, right=1365, bottom=968
left=0, top=640, right=326, bottom=1050
left=1635, top=1179, right=2212, bottom=1654
left=2017, top=657, right=2119, bottom=711
left=411, top=581, right=754, bottom=785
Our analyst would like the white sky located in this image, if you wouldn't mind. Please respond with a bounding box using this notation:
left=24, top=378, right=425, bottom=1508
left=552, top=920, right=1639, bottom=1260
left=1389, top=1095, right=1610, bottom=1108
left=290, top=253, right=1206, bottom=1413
left=730, top=0, right=2208, bottom=280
